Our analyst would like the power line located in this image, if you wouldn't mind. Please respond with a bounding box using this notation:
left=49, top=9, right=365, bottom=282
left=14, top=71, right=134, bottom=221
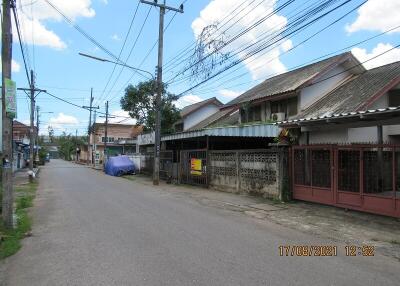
left=168, top=0, right=347, bottom=85
left=11, top=2, right=31, bottom=86
left=187, top=0, right=371, bottom=95
left=97, top=1, right=141, bottom=106
left=105, top=5, right=180, bottom=103
left=44, top=0, right=120, bottom=62
left=173, top=0, right=356, bottom=94
left=187, top=42, right=400, bottom=101
left=43, top=91, right=132, bottom=119
left=166, top=0, right=319, bottom=84
left=163, top=0, right=256, bottom=72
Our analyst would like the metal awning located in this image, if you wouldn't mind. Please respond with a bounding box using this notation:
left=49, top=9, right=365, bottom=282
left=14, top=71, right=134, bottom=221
left=162, top=123, right=280, bottom=141
left=277, top=106, right=400, bottom=127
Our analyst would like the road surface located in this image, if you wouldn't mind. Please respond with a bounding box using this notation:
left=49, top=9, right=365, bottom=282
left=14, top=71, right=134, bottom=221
left=1, top=160, right=399, bottom=285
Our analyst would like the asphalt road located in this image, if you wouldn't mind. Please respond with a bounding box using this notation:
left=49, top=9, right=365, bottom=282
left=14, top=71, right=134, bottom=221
left=1, top=159, right=399, bottom=286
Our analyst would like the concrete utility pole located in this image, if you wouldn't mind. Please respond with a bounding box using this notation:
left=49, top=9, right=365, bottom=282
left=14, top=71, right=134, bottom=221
left=83, top=88, right=98, bottom=165
left=36, top=105, right=40, bottom=164
left=29, top=70, right=35, bottom=173
left=140, top=0, right=183, bottom=185
left=75, top=129, right=78, bottom=162
left=18, top=71, right=45, bottom=181
left=2, top=0, right=14, bottom=228
left=104, top=101, right=109, bottom=166
left=93, top=110, right=97, bottom=165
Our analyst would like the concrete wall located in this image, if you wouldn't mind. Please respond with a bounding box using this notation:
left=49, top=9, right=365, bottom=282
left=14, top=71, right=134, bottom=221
left=184, top=104, right=220, bottom=130
left=300, top=65, right=350, bottom=111
left=209, top=149, right=288, bottom=200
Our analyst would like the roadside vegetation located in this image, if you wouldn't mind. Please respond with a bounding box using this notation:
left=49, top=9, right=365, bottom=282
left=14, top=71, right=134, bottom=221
left=0, top=182, right=38, bottom=259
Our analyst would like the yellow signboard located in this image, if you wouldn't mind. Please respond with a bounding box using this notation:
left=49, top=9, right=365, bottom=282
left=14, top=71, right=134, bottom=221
left=190, top=158, right=202, bottom=175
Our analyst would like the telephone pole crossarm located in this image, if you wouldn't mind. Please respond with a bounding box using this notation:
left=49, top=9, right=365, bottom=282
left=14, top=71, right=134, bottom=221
left=140, top=0, right=184, bottom=13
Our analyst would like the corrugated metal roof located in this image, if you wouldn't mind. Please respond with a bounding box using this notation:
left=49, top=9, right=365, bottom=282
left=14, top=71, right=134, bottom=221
left=291, top=61, right=400, bottom=120
left=278, top=106, right=400, bottom=126
left=224, top=52, right=362, bottom=108
left=162, top=123, right=280, bottom=141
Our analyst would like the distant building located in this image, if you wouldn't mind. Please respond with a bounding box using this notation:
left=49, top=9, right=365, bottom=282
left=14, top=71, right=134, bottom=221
left=83, top=123, right=143, bottom=163
left=12, top=120, right=38, bottom=170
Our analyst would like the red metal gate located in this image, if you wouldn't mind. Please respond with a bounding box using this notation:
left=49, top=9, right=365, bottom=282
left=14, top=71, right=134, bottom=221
left=292, top=145, right=400, bottom=218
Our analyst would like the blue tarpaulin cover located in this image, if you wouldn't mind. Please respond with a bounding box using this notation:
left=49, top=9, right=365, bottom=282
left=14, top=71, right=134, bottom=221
left=104, top=156, right=135, bottom=176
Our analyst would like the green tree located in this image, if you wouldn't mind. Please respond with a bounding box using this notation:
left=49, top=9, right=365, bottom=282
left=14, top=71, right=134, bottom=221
left=57, top=132, right=86, bottom=161
left=120, top=80, right=181, bottom=134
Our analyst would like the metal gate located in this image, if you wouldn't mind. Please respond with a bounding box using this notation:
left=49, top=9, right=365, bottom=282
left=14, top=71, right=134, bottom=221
left=160, top=151, right=173, bottom=180
left=141, top=151, right=173, bottom=180
left=292, top=145, right=400, bottom=218
left=180, top=149, right=208, bottom=187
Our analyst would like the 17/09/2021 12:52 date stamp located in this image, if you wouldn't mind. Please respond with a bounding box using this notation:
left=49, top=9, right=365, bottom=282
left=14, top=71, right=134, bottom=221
left=278, top=245, right=375, bottom=257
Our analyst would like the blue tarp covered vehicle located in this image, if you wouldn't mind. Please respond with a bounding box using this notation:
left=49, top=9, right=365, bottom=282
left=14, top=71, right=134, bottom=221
left=104, top=156, right=135, bottom=176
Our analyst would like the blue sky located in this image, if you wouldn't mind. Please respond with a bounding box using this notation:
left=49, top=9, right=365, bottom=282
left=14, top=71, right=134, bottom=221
left=7, top=0, right=400, bottom=135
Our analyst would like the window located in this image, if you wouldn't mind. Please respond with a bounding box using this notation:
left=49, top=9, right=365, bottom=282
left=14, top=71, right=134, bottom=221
left=287, top=97, right=298, bottom=116
left=175, top=123, right=184, bottom=132
left=270, top=96, right=298, bottom=119
left=252, top=105, right=262, bottom=121
left=240, top=104, right=262, bottom=123
left=101, top=137, right=115, bottom=143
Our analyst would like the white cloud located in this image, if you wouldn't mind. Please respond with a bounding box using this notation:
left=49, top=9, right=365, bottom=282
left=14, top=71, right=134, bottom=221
left=111, top=34, right=121, bottom=41
left=107, top=110, right=137, bottom=124
left=49, top=113, right=79, bottom=125
left=346, top=0, right=400, bottom=34
left=219, top=89, right=241, bottom=99
left=192, top=0, right=290, bottom=80
left=352, top=43, right=400, bottom=70
left=175, top=94, right=203, bottom=109
left=12, top=60, right=20, bottom=73
left=15, top=0, right=96, bottom=50
left=41, top=113, right=79, bottom=134
left=281, top=39, right=293, bottom=52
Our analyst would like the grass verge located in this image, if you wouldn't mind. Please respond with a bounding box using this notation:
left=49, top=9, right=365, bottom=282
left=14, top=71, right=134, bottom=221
left=0, top=182, right=38, bottom=259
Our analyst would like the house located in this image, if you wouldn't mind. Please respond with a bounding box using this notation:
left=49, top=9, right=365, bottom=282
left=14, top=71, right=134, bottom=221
left=275, top=60, right=400, bottom=218
left=12, top=120, right=38, bottom=170
left=278, top=60, right=400, bottom=144
left=13, top=120, right=37, bottom=145
left=160, top=52, right=400, bottom=217
left=85, top=123, right=143, bottom=164
left=160, top=52, right=365, bottom=155
left=174, top=97, right=223, bottom=132
left=137, top=97, right=225, bottom=153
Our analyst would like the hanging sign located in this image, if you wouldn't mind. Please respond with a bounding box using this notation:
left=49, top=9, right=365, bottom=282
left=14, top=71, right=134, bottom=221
left=5, top=78, right=17, bottom=118
left=190, top=158, right=202, bottom=175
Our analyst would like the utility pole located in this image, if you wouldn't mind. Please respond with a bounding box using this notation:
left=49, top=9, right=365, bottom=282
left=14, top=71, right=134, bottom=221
left=18, top=74, right=45, bottom=181
left=29, top=70, right=35, bottom=175
left=2, top=0, right=14, bottom=228
left=83, top=87, right=99, bottom=165
left=36, top=105, right=40, bottom=164
left=83, top=88, right=98, bottom=165
left=103, top=101, right=109, bottom=167
left=93, top=110, right=97, bottom=166
left=140, top=0, right=183, bottom=185
left=75, top=129, right=78, bottom=162
left=99, top=103, right=113, bottom=167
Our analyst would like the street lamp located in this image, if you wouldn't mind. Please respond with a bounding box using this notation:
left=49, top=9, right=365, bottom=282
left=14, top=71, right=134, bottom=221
left=78, top=52, right=155, bottom=80
left=78, top=52, right=161, bottom=185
